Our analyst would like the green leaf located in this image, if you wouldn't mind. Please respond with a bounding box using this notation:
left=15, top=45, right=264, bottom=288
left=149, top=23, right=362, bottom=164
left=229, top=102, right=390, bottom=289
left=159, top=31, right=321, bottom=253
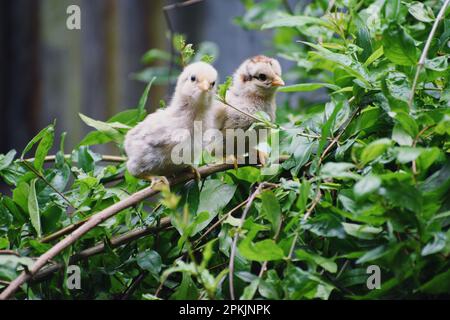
left=354, top=14, right=374, bottom=61
left=136, top=250, right=162, bottom=275
left=395, top=147, right=423, bottom=163
left=363, top=46, right=384, bottom=67
left=421, top=232, right=447, bottom=256
left=420, top=270, right=450, bottom=294
left=240, top=279, right=260, bottom=300
left=262, top=15, right=334, bottom=30
left=302, top=42, right=371, bottom=86
left=0, top=255, right=35, bottom=281
left=21, top=124, right=54, bottom=159
left=218, top=76, right=232, bottom=101
left=416, top=147, right=440, bottom=173
left=0, top=150, right=16, bottom=171
left=382, top=24, right=418, bottom=66
left=321, top=162, right=358, bottom=180
left=278, top=83, right=340, bottom=92
left=302, top=213, right=346, bottom=239
left=137, top=78, right=155, bottom=121
left=392, top=124, right=413, bottom=146
left=239, top=238, right=285, bottom=261
left=193, top=180, right=236, bottom=235
left=78, top=131, right=112, bottom=147
left=107, top=109, right=140, bottom=126
left=28, top=179, right=41, bottom=237
left=258, top=278, right=280, bottom=300
left=407, top=2, right=435, bottom=23
left=239, top=227, right=285, bottom=261
left=0, top=237, right=10, bottom=250
left=170, top=272, right=199, bottom=300
left=361, top=138, right=392, bottom=164
left=34, top=125, right=55, bottom=172
left=260, top=190, right=281, bottom=233
left=393, top=112, right=418, bottom=138
left=342, top=223, right=382, bottom=240
left=194, top=41, right=219, bottom=64
left=79, top=114, right=124, bottom=144
left=296, top=179, right=311, bottom=213
left=356, top=245, right=388, bottom=264
left=141, top=49, right=171, bottom=64
left=12, top=182, right=30, bottom=213
left=425, top=55, right=449, bottom=72
left=384, top=72, right=412, bottom=107
left=76, top=146, right=96, bottom=173
left=384, top=0, right=401, bottom=22
left=318, top=98, right=346, bottom=156
left=295, top=249, right=337, bottom=273
left=354, top=175, right=381, bottom=199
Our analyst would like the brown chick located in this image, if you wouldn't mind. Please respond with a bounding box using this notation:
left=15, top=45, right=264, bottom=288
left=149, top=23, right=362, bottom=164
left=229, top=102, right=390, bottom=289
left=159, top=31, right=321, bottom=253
left=207, top=55, right=284, bottom=164
left=124, top=62, right=218, bottom=182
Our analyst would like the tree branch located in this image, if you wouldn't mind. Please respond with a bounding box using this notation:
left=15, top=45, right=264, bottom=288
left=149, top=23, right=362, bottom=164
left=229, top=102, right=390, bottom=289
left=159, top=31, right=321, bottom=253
left=31, top=217, right=172, bottom=282
left=409, top=0, right=450, bottom=108
left=22, top=154, right=126, bottom=163
left=228, top=182, right=275, bottom=300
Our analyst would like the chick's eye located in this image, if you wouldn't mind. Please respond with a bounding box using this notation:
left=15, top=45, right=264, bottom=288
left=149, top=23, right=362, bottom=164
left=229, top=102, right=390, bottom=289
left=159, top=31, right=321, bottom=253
left=211, top=81, right=216, bottom=87
left=190, top=76, right=196, bottom=82
left=258, top=74, right=267, bottom=81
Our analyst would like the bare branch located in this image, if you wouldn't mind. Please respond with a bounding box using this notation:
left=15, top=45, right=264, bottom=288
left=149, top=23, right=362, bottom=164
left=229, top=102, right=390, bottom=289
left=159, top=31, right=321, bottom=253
left=228, top=182, right=275, bottom=300
left=409, top=0, right=450, bottom=108
left=22, top=154, right=126, bottom=163
left=32, top=217, right=171, bottom=282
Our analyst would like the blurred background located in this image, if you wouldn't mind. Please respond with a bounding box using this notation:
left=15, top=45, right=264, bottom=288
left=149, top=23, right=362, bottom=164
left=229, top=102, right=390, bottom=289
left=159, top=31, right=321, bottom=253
left=0, top=0, right=282, bottom=154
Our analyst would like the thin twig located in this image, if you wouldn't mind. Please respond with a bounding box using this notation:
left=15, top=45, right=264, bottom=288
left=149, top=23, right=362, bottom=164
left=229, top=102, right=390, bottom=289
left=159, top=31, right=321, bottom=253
left=318, top=106, right=360, bottom=167
left=40, top=220, right=87, bottom=243
left=120, top=271, right=148, bottom=300
left=298, top=132, right=321, bottom=139
left=286, top=105, right=358, bottom=259
left=229, top=183, right=273, bottom=300
left=218, top=97, right=268, bottom=125
left=22, top=154, right=126, bottom=163
left=163, top=0, right=206, bottom=11
left=21, top=161, right=77, bottom=211
left=31, top=218, right=172, bottom=282
left=303, top=188, right=322, bottom=221
left=409, top=0, right=450, bottom=108
left=287, top=187, right=322, bottom=260
left=194, top=199, right=249, bottom=247
left=0, top=250, right=20, bottom=257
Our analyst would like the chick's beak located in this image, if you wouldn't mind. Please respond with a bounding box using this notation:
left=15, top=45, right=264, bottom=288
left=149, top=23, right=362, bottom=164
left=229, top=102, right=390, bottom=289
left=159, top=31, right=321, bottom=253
left=271, top=76, right=285, bottom=87
left=198, top=79, right=210, bottom=91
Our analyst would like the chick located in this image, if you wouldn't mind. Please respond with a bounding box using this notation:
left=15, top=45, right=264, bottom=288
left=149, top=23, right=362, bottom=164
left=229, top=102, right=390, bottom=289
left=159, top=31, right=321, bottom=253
left=125, top=61, right=218, bottom=183
left=207, top=55, right=284, bottom=164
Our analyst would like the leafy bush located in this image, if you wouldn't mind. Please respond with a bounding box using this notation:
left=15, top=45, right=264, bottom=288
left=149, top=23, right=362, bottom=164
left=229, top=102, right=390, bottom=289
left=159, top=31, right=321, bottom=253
left=0, top=0, right=449, bottom=299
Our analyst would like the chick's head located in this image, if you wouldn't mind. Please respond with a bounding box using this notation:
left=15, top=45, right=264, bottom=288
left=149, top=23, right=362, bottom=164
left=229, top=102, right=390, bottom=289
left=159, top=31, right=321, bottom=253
left=176, top=61, right=218, bottom=102
left=234, top=55, right=284, bottom=96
